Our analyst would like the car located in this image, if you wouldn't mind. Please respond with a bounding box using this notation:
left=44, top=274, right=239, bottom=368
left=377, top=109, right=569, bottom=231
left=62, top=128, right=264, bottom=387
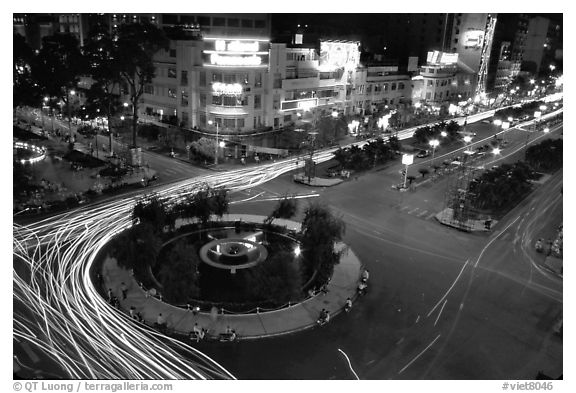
left=416, top=149, right=430, bottom=158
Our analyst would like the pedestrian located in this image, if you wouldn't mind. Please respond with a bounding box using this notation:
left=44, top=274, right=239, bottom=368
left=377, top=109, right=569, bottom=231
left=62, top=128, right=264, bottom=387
left=129, top=306, right=136, bottom=319
left=120, top=282, right=128, bottom=300
left=136, top=312, right=143, bottom=323
left=107, top=288, right=113, bottom=302
left=345, top=298, right=353, bottom=313
left=361, top=269, right=370, bottom=282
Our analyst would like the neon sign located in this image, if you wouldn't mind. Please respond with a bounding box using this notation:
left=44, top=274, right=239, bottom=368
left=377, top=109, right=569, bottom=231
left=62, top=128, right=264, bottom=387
left=212, top=82, right=243, bottom=96
left=210, top=54, right=262, bottom=66
left=215, top=40, right=259, bottom=52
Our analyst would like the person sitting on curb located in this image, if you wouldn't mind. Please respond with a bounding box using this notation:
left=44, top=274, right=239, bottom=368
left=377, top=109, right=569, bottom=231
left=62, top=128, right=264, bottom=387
left=361, top=269, right=370, bottom=282
left=344, top=298, right=353, bottom=313
left=190, top=323, right=206, bottom=342
left=317, top=309, right=330, bottom=326
left=357, top=280, right=368, bottom=296
left=219, top=326, right=237, bottom=342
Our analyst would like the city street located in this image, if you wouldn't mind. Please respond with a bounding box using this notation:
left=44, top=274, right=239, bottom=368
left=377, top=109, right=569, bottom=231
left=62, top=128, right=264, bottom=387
left=195, top=134, right=562, bottom=379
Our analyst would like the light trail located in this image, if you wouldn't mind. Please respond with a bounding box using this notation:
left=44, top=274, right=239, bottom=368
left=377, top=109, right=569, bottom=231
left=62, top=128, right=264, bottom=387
left=337, top=348, right=360, bottom=380
left=14, top=99, right=562, bottom=379
left=13, top=151, right=342, bottom=379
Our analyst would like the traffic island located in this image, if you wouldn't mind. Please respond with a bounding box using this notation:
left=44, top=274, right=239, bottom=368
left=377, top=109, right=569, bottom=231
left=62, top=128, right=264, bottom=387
left=293, top=174, right=343, bottom=187
left=99, top=214, right=363, bottom=340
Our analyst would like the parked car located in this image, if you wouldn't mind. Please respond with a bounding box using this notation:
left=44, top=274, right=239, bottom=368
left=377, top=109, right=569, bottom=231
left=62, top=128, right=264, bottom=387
left=416, top=149, right=430, bottom=158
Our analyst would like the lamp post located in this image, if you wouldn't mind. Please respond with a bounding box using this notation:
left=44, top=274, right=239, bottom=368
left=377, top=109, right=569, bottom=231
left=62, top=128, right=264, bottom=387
left=463, top=135, right=473, bottom=163
left=429, top=139, right=439, bottom=167
left=208, top=119, right=220, bottom=165
left=331, top=110, right=338, bottom=144
left=67, top=89, right=75, bottom=137
left=307, top=131, right=318, bottom=184
left=40, top=96, right=49, bottom=132
left=526, top=110, right=542, bottom=159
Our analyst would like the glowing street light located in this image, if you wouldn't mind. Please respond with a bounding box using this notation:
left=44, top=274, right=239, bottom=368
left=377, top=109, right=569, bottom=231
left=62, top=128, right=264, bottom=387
left=294, top=245, right=301, bottom=257
left=493, top=119, right=502, bottom=126
left=440, top=131, right=447, bottom=138
left=492, top=147, right=501, bottom=155
left=530, top=79, right=535, bottom=85
left=208, top=119, right=221, bottom=165
left=429, top=139, right=439, bottom=167
left=543, top=127, right=550, bottom=133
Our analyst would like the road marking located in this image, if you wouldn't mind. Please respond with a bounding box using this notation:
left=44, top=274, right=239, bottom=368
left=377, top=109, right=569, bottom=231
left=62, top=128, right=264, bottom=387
left=434, top=299, right=447, bottom=326
left=408, top=208, right=419, bottom=214
left=398, top=334, right=441, bottom=374
left=426, top=212, right=437, bottom=220
left=426, top=259, right=470, bottom=318
left=399, top=206, right=410, bottom=211
left=417, top=210, right=429, bottom=217
left=415, top=315, right=420, bottom=324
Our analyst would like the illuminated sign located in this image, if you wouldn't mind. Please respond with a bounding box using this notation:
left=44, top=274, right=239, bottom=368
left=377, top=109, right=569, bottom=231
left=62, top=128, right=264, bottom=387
left=463, top=30, right=485, bottom=50
left=215, top=40, right=259, bottom=52
left=319, top=41, right=360, bottom=70
left=212, top=82, right=243, bottom=96
left=210, top=53, right=262, bottom=66
left=281, top=98, right=318, bottom=111
left=427, top=51, right=459, bottom=65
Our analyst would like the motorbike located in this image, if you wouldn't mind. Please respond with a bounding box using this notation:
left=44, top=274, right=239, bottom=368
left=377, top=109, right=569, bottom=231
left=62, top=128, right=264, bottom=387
left=535, top=239, right=543, bottom=253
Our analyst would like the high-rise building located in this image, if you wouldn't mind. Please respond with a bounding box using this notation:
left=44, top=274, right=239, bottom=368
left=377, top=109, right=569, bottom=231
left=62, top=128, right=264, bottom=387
left=523, top=15, right=562, bottom=76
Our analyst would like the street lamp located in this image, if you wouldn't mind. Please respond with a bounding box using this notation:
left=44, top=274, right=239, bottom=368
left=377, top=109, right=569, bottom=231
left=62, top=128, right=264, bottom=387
left=543, top=127, right=550, bottom=133
left=331, top=110, right=338, bottom=143
left=440, top=131, right=447, bottom=138
left=67, top=89, right=76, bottom=136
left=429, top=139, right=439, bottom=167
left=492, top=147, right=501, bottom=156
left=41, top=96, right=49, bottom=132
left=208, top=119, right=220, bottom=165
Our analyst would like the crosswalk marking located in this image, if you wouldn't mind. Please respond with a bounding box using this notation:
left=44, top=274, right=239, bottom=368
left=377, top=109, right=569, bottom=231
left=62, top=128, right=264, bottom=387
left=417, top=210, right=429, bottom=217
left=407, top=208, right=419, bottom=214
left=427, top=212, right=437, bottom=220
left=399, top=205, right=410, bottom=211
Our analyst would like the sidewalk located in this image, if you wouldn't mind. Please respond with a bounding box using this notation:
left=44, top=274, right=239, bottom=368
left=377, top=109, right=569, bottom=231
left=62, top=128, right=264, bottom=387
left=101, top=214, right=363, bottom=340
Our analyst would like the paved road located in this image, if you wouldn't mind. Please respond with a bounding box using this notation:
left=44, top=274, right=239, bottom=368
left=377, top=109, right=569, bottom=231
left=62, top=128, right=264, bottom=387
left=13, top=106, right=562, bottom=379
left=193, top=131, right=562, bottom=379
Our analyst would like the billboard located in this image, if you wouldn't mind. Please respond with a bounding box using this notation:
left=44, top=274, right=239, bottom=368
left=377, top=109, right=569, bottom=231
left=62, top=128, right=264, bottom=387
left=204, top=37, right=269, bottom=67
left=463, top=30, right=485, bottom=50
left=427, top=51, right=459, bottom=65
left=319, top=41, right=360, bottom=70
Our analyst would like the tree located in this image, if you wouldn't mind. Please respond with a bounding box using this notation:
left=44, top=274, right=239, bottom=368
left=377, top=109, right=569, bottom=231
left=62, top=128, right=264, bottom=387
left=157, top=241, right=200, bottom=303
left=191, top=137, right=217, bottom=160
left=115, top=22, right=169, bottom=148
left=112, top=223, right=162, bottom=271
left=407, top=175, right=416, bottom=185
left=245, top=250, right=302, bottom=303
left=209, top=187, right=230, bottom=219
left=333, top=147, right=351, bottom=169
left=133, top=195, right=170, bottom=233
left=83, top=23, right=124, bottom=155
left=300, top=203, right=346, bottom=286
left=418, top=168, right=430, bottom=178
left=32, top=33, right=87, bottom=135
left=388, top=135, right=401, bottom=152
left=265, top=195, right=298, bottom=225
left=13, top=33, right=39, bottom=109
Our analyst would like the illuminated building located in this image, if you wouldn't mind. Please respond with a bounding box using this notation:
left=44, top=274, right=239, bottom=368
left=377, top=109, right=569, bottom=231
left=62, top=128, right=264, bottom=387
left=415, top=51, right=475, bottom=104
left=135, top=15, right=271, bottom=139
left=269, top=39, right=360, bottom=130
left=351, top=65, right=411, bottom=115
